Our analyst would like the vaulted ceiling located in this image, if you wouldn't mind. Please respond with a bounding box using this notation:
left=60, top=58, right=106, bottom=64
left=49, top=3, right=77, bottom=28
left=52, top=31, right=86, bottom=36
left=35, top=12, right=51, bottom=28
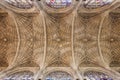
left=0, top=0, right=120, bottom=79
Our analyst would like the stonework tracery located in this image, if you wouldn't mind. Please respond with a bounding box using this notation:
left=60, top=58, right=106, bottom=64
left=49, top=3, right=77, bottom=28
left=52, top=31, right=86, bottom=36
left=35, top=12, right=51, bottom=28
left=0, top=0, right=120, bottom=80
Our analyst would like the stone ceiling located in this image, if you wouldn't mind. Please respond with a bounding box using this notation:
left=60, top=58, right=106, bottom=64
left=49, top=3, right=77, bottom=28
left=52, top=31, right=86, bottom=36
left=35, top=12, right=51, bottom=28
left=0, top=0, right=120, bottom=79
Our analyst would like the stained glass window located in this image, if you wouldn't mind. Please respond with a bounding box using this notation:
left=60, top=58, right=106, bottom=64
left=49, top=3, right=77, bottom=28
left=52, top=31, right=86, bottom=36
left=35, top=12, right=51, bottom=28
left=46, top=0, right=72, bottom=9
left=5, top=0, right=33, bottom=9
left=45, top=71, right=73, bottom=80
left=3, top=71, right=34, bottom=80
left=84, top=71, right=113, bottom=80
left=83, top=0, right=113, bottom=9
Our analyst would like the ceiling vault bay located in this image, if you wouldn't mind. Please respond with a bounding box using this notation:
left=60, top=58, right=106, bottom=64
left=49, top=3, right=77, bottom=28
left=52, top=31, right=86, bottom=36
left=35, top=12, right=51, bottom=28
left=0, top=0, right=120, bottom=79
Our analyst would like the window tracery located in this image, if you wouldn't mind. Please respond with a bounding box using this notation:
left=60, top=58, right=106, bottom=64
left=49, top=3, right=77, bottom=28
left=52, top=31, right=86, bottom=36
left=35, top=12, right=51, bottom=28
left=45, top=71, right=73, bottom=80
left=45, top=0, right=72, bottom=9
left=84, top=71, right=113, bottom=80
left=3, top=71, right=34, bottom=80
left=83, top=0, right=113, bottom=9
left=5, top=0, right=33, bottom=9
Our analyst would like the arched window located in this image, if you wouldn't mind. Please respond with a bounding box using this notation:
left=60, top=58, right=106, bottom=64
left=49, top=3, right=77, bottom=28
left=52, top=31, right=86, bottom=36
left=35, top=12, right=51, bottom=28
left=83, top=0, right=113, bottom=9
left=5, top=0, right=33, bottom=9
left=45, top=0, right=72, bottom=9
left=3, top=71, right=34, bottom=80
left=84, top=71, right=113, bottom=80
left=45, top=71, right=73, bottom=80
